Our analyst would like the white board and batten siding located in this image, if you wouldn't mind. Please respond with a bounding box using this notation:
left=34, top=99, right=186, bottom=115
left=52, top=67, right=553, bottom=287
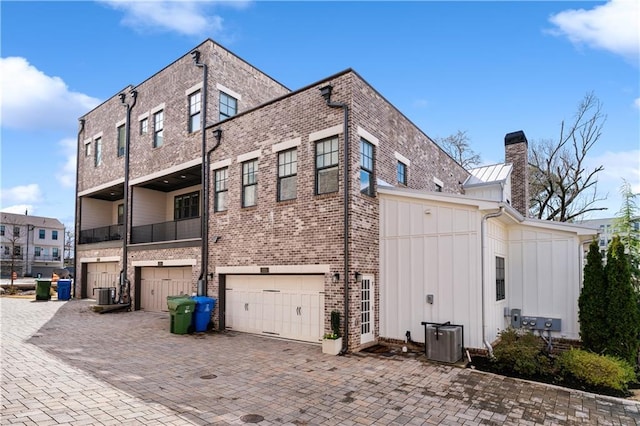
left=380, top=195, right=484, bottom=349
left=508, top=227, right=582, bottom=340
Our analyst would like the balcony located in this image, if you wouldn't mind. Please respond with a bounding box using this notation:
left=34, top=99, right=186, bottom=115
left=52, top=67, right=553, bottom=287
left=131, top=217, right=201, bottom=244
left=33, top=255, right=62, bottom=262
left=79, top=225, right=124, bottom=244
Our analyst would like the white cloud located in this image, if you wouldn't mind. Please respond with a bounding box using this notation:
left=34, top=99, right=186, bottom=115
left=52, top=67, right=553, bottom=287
left=100, top=0, right=232, bottom=36
left=548, top=0, right=639, bottom=65
left=0, top=184, right=42, bottom=206
left=57, top=138, right=77, bottom=188
left=0, top=57, right=100, bottom=131
left=634, top=98, right=640, bottom=109
left=1, top=205, right=35, bottom=216
left=585, top=149, right=640, bottom=217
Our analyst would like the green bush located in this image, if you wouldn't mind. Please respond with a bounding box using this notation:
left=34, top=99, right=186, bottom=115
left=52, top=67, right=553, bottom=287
left=492, top=329, right=550, bottom=377
left=557, top=349, right=636, bottom=392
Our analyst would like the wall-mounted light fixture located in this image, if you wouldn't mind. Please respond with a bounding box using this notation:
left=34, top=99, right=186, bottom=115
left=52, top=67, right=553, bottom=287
left=332, top=272, right=340, bottom=283
left=354, top=272, right=362, bottom=283
left=213, top=128, right=222, bottom=143
left=213, top=236, right=221, bottom=243
left=208, top=272, right=214, bottom=279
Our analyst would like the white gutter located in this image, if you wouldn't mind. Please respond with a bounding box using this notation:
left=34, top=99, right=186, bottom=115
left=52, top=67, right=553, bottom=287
left=481, top=206, right=505, bottom=357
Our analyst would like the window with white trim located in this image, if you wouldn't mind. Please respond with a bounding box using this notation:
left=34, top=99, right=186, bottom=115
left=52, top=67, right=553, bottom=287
left=214, top=168, right=229, bottom=212
left=278, top=149, right=297, bottom=201
left=360, top=139, right=374, bottom=196
left=117, top=124, right=125, bottom=157
left=95, top=137, right=102, bottom=167
left=153, top=110, right=164, bottom=148
left=219, top=92, right=237, bottom=121
left=242, top=160, right=258, bottom=207
left=188, top=90, right=201, bottom=133
left=315, top=137, right=339, bottom=195
left=140, top=117, right=148, bottom=135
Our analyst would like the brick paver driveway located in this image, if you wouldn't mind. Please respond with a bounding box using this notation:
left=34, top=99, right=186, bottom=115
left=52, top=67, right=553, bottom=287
left=1, top=298, right=639, bottom=425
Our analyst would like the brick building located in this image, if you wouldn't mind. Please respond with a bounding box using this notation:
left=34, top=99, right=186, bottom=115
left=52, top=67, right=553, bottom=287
left=76, top=39, right=468, bottom=351
left=76, top=39, right=595, bottom=352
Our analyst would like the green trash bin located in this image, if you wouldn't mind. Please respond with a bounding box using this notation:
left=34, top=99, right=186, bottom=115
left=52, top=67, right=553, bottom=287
left=35, top=279, right=52, bottom=301
left=167, top=296, right=195, bottom=334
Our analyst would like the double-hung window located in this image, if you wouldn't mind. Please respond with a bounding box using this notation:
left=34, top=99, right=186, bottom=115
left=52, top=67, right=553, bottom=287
left=397, top=161, right=407, bottom=186
left=35, top=247, right=41, bottom=257
left=188, top=91, right=201, bottom=133
left=214, top=168, right=229, bottom=212
left=360, top=139, right=374, bottom=196
left=53, top=248, right=59, bottom=259
left=219, top=92, right=237, bottom=121
left=174, top=191, right=199, bottom=220
left=39, top=229, right=45, bottom=239
left=140, top=117, right=148, bottom=135
left=13, top=226, right=20, bottom=237
left=496, top=256, right=505, bottom=301
left=153, top=110, right=164, bottom=148
left=52, top=230, right=58, bottom=240
left=0, top=225, right=4, bottom=236
left=278, top=149, right=297, bottom=201
left=242, top=160, right=258, bottom=207
left=315, top=137, right=339, bottom=194
left=117, top=124, right=125, bottom=157
left=95, top=137, right=102, bottom=166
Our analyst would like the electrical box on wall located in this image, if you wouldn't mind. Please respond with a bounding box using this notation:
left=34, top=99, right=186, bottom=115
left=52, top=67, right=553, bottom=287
left=510, top=308, right=521, bottom=328
left=426, top=294, right=434, bottom=304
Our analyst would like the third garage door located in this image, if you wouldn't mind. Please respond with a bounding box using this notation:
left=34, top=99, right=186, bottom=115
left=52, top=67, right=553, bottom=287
left=140, top=266, right=193, bottom=312
left=225, top=275, right=324, bottom=344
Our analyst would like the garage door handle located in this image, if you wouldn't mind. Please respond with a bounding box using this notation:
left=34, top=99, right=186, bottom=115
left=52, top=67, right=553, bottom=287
left=245, top=303, right=248, bottom=311
left=296, top=306, right=301, bottom=316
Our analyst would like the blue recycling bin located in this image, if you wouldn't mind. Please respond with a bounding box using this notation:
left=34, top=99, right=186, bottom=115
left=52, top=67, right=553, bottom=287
left=57, top=279, right=72, bottom=300
left=192, top=296, right=216, bottom=332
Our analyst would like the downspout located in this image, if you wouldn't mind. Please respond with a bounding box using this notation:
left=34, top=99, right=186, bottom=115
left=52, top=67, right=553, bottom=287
left=319, top=84, right=350, bottom=354
left=73, top=118, right=85, bottom=299
left=120, top=88, right=137, bottom=305
left=192, top=50, right=209, bottom=297
left=481, top=206, right=504, bottom=357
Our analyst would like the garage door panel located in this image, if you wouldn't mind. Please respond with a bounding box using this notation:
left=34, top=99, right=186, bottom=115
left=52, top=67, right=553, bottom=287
left=140, top=266, right=192, bottom=312
left=226, top=275, right=324, bottom=343
left=86, top=262, right=119, bottom=300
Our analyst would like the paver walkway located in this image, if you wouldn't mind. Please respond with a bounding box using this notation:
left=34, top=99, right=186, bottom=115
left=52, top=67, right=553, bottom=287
left=1, top=298, right=639, bottom=425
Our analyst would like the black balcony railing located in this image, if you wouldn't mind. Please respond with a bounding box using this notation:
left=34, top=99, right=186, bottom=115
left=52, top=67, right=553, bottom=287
left=79, top=225, right=124, bottom=244
left=131, top=217, right=201, bottom=244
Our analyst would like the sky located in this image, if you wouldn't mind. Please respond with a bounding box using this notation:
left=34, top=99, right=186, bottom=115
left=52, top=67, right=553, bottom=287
left=1, top=0, right=638, bottom=229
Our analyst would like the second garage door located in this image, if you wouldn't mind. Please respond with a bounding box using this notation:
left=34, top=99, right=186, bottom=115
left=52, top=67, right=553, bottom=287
left=140, top=266, right=193, bottom=312
left=225, top=275, right=324, bottom=344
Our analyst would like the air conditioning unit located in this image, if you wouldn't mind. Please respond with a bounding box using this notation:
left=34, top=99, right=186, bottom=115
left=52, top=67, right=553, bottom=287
left=426, top=325, right=462, bottom=363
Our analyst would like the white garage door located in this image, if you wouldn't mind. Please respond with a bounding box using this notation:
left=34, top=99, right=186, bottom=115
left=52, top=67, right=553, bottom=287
left=86, top=262, right=119, bottom=299
left=140, top=266, right=193, bottom=312
left=225, top=275, right=324, bottom=344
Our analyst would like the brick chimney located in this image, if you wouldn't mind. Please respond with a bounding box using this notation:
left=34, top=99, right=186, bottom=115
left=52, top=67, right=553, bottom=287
left=505, top=130, right=529, bottom=217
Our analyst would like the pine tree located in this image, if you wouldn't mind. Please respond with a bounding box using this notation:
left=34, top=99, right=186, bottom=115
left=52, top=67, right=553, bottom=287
left=605, top=236, right=640, bottom=364
left=578, top=239, right=608, bottom=353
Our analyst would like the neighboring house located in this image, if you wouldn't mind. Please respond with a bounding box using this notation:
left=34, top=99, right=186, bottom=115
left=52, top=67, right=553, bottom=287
left=1, top=212, right=65, bottom=278
left=75, top=39, right=596, bottom=352
left=578, top=217, right=640, bottom=259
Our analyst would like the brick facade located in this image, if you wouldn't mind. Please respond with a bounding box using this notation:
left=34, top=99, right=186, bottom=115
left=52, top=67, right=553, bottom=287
left=76, top=40, right=469, bottom=352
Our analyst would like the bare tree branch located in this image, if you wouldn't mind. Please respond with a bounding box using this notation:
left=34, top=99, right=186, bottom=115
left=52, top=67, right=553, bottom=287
left=435, top=130, right=482, bottom=169
left=529, top=92, right=608, bottom=222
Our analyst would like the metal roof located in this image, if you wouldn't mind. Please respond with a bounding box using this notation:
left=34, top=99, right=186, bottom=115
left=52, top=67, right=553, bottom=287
left=463, top=163, right=512, bottom=187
